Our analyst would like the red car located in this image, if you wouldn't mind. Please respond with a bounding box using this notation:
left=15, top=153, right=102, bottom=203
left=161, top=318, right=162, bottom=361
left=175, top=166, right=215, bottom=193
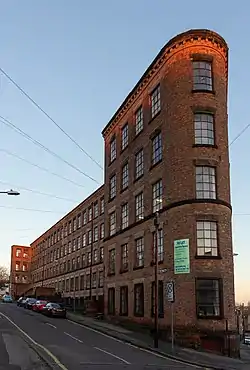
left=32, top=300, right=48, bottom=312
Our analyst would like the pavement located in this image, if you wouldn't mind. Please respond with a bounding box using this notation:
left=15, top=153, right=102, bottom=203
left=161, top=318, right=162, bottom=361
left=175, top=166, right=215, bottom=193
left=0, top=302, right=208, bottom=370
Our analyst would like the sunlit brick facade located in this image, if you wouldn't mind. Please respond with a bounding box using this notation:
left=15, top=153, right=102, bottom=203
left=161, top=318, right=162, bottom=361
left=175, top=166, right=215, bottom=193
left=10, top=245, right=31, bottom=298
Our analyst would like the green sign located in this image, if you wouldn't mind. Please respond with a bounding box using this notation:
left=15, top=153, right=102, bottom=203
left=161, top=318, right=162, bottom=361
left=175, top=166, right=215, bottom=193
left=174, top=239, right=190, bottom=274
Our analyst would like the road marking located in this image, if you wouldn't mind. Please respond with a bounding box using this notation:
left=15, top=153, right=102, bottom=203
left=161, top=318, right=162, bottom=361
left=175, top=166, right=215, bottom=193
left=94, top=346, right=131, bottom=364
left=64, top=332, right=83, bottom=343
left=46, top=323, right=57, bottom=329
left=67, top=319, right=201, bottom=368
left=0, top=312, right=68, bottom=370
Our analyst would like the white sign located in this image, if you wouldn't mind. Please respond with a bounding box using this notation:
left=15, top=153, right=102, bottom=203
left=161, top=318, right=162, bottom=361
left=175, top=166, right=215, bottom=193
left=165, top=281, right=175, bottom=303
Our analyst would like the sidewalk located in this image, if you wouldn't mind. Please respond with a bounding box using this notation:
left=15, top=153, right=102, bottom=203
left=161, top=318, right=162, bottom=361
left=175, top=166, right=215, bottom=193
left=67, top=312, right=250, bottom=370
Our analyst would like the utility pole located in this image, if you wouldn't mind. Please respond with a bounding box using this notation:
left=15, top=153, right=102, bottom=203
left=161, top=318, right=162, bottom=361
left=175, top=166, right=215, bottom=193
left=154, top=211, right=160, bottom=348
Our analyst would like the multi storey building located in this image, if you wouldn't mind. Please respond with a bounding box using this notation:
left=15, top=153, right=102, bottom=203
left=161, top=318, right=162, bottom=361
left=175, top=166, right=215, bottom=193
left=30, top=185, right=105, bottom=308
left=10, top=245, right=31, bottom=298
left=27, top=29, right=236, bottom=349
left=102, top=28, right=236, bottom=340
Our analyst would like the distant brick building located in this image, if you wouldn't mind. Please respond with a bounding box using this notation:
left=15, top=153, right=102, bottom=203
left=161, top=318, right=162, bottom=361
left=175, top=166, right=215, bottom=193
left=10, top=245, right=31, bottom=298
left=27, top=28, right=236, bottom=352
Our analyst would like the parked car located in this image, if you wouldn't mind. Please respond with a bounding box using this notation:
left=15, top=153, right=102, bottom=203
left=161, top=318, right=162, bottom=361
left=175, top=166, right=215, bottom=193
left=2, top=294, right=13, bottom=303
left=42, top=303, right=66, bottom=318
left=32, top=300, right=48, bottom=312
left=17, top=297, right=24, bottom=306
left=19, top=298, right=29, bottom=307
left=244, top=335, right=250, bottom=345
left=24, top=298, right=37, bottom=309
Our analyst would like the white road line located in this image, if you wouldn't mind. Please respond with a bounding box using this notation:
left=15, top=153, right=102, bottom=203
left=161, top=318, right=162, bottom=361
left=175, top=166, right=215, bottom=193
left=46, top=323, right=57, bottom=329
left=64, top=332, right=83, bottom=343
left=0, top=312, right=68, bottom=370
left=67, top=319, right=201, bottom=368
left=94, top=346, right=131, bottom=364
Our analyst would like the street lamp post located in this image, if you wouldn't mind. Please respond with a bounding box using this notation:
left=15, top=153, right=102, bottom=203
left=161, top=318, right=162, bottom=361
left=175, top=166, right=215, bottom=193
left=0, top=189, right=20, bottom=196
left=154, top=211, right=160, bottom=348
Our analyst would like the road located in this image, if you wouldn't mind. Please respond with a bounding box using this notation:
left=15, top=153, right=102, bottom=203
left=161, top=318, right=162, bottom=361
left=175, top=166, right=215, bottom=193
left=0, top=303, right=205, bottom=370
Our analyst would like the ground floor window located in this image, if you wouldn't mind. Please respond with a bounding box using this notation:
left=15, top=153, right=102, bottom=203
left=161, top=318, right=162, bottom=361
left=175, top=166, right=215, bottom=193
left=134, top=283, right=144, bottom=317
left=151, top=280, right=164, bottom=318
left=108, top=287, right=115, bottom=315
left=120, top=286, right=128, bottom=316
left=196, top=278, right=222, bottom=318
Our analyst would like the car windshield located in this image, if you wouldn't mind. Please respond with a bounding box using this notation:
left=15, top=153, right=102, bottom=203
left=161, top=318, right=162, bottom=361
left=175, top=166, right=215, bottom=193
left=37, top=301, right=47, bottom=304
left=50, top=303, right=62, bottom=308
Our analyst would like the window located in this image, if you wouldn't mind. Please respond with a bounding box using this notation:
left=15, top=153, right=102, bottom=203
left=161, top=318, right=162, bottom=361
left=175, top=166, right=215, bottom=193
left=92, top=272, right=97, bottom=288
left=134, top=283, right=144, bottom=316
left=193, top=61, right=213, bottom=91
left=93, top=249, right=98, bottom=263
left=100, top=198, right=105, bottom=214
left=15, top=262, right=20, bottom=271
left=82, top=254, right=86, bottom=267
left=135, top=106, right=143, bottom=135
left=88, top=207, right=92, bottom=222
left=152, top=132, right=162, bottom=165
left=72, top=258, right=76, bottom=270
left=100, top=247, right=104, bottom=262
left=121, top=162, right=129, bottom=190
left=99, top=270, right=104, bottom=287
left=120, top=286, right=128, bottom=316
left=88, top=230, right=92, bottom=245
left=68, top=221, right=72, bottom=234
left=121, top=123, right=129, bottom=150
left=151, top=85, right=161, bottom=118
left=82, top=233, right=87, bottom=247
left=94, top=202, right=98, bottom=218
left=68, top=241, right=72, bottom=254
left=86, top=274, right=90, bottom=289
left=152, top=179, right=163, bottom=212
left=100, top=223, right=104, bottom=239
left=87, top=252, right=91, bottom=266
left=73, top=218, right=77, bottom=232
left=108, top=248, right=115, bottom=274
left=77, top=236, right=81, bottom=249
left=151, top=281, right=164, bottom=317
left=80, top=275, right=85, bottom=290
left=196, top=221, right=218, bottom=257
left=135, top=237, right=144, bottom=267
left=108, top=287, right=115, bottom=315
left=196, top=279, right=221, bottom=318
left=194, top=113, right=215, bottom=146
left=121, top=203, right=129, bottom=229
left=135, top=192, right=144, bottom=221
left=109, top=174, right=116, bottom=200
left=83, top=211, right=87, bottom=225
left=109, top=211, right=116, bottom=236
left=77, top=256, right=80, bottom=269
left=152, top=229, right=164, bottom=262
left=110, top=137, right=116, bottom=162
left=94, top=226, right=98, bottom=242
left=196, top=166, right=216, bottom=199
left=121, top=243, right=128, bottom=271
left=135, top=149, right=143, bottom=179
left=16, top=249, right=22, bottom=257
left=77, top=214, right=81, bottom=228
left=72, top=239, right=76, bottom=252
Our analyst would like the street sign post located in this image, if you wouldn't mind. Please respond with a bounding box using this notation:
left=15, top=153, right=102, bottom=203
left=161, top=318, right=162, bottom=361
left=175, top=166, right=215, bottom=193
left=165, top=281, right=175, bottom=352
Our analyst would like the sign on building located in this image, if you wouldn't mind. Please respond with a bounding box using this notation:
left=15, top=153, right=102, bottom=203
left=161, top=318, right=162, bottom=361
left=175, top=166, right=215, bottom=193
left=174, top=239, right=190, bottom=274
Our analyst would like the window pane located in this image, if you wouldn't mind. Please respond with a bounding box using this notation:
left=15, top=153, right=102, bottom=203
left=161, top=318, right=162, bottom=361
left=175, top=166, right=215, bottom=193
left=152, top=132, right=162, bottom=165
left=196, top=279, right=221, bottom=317
left=196, top=221, right=218, bottom=256
left=152, top=179, right=163, bottom=212
left=151, top=85, right=161, bottom=118
left=135, top=106, right=143, bottom=135
left=194, top=113, right=214, bottom=145
left=121, top=124, right=129, bottom=150
left=135, top=150, right=144, bottom=179
left=193, top=61, right=213, bottom=91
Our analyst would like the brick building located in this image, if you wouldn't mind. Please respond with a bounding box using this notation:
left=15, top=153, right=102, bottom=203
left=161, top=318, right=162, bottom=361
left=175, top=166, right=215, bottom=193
left=27, top=28, right=236, bottom=347
left=30, top=185, right=105, bottom=308
left=102, top=28, right=236, bottom=339
left=10, top=245, right=31, bottom=298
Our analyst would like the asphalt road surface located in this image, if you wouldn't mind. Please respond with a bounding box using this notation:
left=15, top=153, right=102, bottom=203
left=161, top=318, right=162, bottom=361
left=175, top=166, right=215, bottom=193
left=0, top=303, right=205, bottom=370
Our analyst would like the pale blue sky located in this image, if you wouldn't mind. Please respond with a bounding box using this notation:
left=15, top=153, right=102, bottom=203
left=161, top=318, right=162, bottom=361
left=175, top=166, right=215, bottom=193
left=0, top=1, right=248, bottom=302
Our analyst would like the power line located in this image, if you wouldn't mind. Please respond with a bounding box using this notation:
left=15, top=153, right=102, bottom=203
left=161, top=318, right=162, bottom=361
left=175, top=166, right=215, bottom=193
left=0, top=116, right=100, bottom=184
left=0, top=180, right=78, bottom=203
left=230, top=123, right=250, bottom=146
left=0, top=67, right=103, bottom=170
left=0, top=205, right=65, bottom=214
left=0, top=148, right=86, bottom=189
